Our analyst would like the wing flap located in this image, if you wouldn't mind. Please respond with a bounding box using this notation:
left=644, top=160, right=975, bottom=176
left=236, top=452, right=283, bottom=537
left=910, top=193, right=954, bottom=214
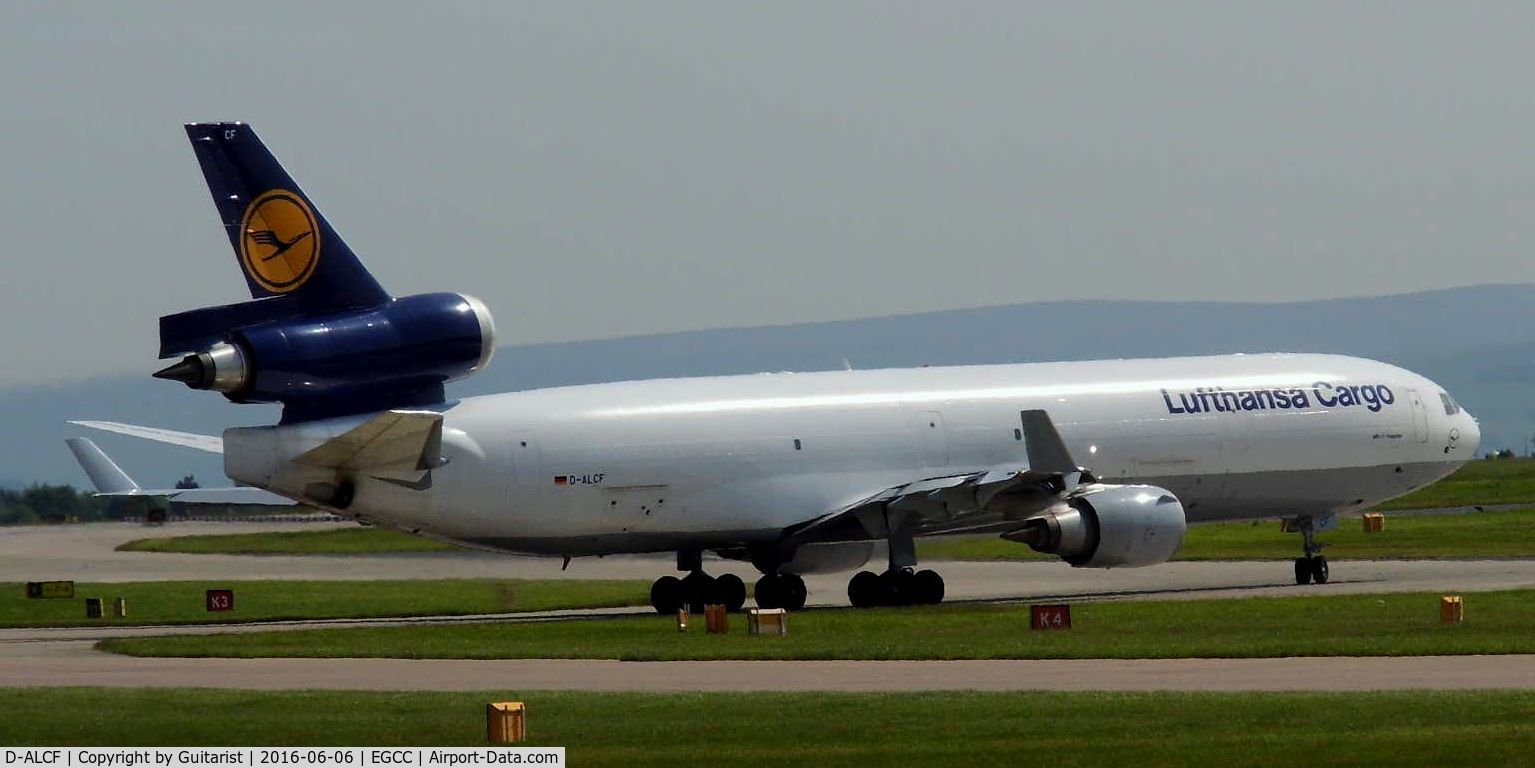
left=785, top=410, right=1088, bottom=545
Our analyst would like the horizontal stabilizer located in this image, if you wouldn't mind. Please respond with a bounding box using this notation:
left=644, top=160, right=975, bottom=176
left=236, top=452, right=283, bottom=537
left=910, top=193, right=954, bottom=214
left=65, top=438, right=140, bottom=493
left=68, top=421, right=224, bottom=454
left=294, top=410, right=444, bottom=471
left=94, top=486, right=295, bottom=507
left=158, top=297, right=303, bottom=359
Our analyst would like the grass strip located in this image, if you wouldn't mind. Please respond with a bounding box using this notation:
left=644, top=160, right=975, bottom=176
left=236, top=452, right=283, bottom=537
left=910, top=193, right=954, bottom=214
left=100, top=589, right=1535, bottom=660
left=0, top=688, right=1531, bottom=767
left=117, top=527, right=460, bottom=554
left=1, top=579, right=648, bottom=627
left=1376, top=456, right=1535, bottom=509
left=921, top=505, right=1535, bottom=562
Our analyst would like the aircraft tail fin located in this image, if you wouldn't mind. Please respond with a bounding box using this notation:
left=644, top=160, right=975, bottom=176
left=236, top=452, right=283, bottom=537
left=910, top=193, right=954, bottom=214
left=183, top=122, right=390, bottom=311
left=65, top=438, right=140, bottom=494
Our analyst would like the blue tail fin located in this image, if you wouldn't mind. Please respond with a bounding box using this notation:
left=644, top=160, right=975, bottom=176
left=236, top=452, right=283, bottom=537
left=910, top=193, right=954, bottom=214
left=184, top=122, right=389, bottom=311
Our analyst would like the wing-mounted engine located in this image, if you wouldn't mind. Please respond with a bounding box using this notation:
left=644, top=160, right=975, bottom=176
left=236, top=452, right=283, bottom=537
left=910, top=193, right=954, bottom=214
left=155, top=293, right=494, bottom=420
left=1001, top=484, right=1186, bottom=568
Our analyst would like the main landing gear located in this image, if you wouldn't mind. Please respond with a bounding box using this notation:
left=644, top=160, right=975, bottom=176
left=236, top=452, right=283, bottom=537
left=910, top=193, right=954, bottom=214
left=847, top=568, right=944, bottom=607
left=1291, top=516, right=1330, bottom=585
left=648, top=550, right=748, bottom=615
left=753, top=572, right=808, bottom=611
left=846, top=528, right=945, bottom=608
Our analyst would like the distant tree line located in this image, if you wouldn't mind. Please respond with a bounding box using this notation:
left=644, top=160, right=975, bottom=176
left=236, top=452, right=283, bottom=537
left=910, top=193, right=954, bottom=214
left=0, top=484, right=113, bottom=525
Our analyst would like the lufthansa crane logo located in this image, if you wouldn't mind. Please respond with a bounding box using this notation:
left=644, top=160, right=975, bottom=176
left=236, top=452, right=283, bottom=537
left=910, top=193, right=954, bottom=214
left=239, top=189, right=320, bottom=293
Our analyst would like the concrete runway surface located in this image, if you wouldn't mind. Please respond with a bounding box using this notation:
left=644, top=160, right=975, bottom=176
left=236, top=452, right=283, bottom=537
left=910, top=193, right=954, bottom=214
left=8, top=522, right=1535, bottom=608
left=4, top=522, right=1535, bottom=692
left=3, top=641, right=1534, bottom=692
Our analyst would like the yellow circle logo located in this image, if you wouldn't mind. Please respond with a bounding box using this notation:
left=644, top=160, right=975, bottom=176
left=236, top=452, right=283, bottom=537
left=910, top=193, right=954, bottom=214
left=239, top=189, right=321, bottom=293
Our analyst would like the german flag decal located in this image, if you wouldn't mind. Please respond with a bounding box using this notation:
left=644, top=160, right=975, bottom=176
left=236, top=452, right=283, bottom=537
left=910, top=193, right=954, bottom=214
left=553, top=476, right=569, bottom=486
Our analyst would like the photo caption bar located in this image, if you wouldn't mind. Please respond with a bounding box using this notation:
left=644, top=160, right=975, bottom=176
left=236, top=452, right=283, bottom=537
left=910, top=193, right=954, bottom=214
left=2, top=749, right=564, bottom=768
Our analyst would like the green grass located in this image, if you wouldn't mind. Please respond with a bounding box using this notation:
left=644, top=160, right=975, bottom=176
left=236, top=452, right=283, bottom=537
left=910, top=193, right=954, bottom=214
left=117, top=526, right=461, bottom=554
left=1, top=688, right=1531, bottom=766
left=100, top=589, right=1535, bottom=660
left=921, top=505, right=1535, bottom=562
left=1377, top=456, right=1535, bottom=510
left=1, top=579, right=649, bottom=627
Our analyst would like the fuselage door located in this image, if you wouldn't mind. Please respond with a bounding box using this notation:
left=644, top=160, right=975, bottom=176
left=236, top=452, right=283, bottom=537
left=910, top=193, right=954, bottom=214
left=1405, top=389, right=1430, bottom=443
left=916, top=410, right=950, bottom=470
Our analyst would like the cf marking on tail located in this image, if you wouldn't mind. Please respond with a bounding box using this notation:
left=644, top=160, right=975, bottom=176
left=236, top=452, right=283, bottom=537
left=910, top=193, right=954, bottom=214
left=239, top=189, right=320, bottom=292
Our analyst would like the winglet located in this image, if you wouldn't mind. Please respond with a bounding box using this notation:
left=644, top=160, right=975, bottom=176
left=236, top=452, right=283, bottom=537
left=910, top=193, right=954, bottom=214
left=65, top=438, right=140, bottom=494
left=1020, top=410, right=1078, bottom=474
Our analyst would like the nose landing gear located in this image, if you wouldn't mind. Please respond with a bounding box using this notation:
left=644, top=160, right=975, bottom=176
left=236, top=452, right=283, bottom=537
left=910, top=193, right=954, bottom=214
left=1290, top=515, right=1330, bottom=585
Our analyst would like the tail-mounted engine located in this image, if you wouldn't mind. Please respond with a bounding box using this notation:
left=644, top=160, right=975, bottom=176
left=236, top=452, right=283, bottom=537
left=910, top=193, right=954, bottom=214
left=1002, top=484, right=1186, bottom=568
left=155, top=292, right=494, bottom=421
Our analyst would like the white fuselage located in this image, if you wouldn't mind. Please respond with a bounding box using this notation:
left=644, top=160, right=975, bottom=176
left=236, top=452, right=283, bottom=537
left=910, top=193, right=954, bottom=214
left=227, top=353, right=1479, bottom=557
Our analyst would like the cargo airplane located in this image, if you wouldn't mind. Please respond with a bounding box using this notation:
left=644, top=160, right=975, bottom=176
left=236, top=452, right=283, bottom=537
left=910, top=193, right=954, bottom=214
left=87, top=122, right=1480, bottom=613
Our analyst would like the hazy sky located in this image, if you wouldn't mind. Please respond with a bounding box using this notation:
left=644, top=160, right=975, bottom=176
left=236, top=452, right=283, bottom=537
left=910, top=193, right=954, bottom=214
left=2, top=2, right=1533, bottom=388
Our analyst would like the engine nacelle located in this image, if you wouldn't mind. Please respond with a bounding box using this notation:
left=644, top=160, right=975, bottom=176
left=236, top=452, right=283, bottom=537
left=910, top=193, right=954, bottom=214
left=1002, top=484, right=1186, bottom=568
left=155, top=292, right=494, bottom=417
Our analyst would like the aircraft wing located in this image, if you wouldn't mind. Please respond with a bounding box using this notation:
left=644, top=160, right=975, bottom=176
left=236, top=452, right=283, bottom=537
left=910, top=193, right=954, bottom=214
left=783, top=410, right=1091, bottom=545
left=69, top=420, right=224, bottom=453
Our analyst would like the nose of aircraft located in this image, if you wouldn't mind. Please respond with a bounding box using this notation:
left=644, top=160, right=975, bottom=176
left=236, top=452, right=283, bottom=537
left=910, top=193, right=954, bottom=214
left=1459, top=410, right=1481, bottom=457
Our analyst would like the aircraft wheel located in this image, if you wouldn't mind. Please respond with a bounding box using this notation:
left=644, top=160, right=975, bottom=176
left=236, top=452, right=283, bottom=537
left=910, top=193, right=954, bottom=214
left=650, top=575, right=684, bottom=615
left=781, top=573, right=808, bottom=610
left=1310, top=556, right=1330, bottom=585
left=754, top=575, right=784, bottom=609
left=879, top=568, right=915, bottom=605
left=715, top=573, right=747, bottom=612
left=848, top=570, right=882, bottom=608
left=1293, top=558, right=1312, bottom=586
left=682, top=571, right=716, bottom=613
left=912, top=569, right=945, bottom=605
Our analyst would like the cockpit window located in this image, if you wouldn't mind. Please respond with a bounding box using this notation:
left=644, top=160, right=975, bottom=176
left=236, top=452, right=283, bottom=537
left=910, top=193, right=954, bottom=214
left=1439, top=392, right=1460, bottom=416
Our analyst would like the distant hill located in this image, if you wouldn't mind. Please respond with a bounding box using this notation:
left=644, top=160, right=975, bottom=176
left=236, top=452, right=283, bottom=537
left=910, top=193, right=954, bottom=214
left=6, top=284, right=1534, bottom=486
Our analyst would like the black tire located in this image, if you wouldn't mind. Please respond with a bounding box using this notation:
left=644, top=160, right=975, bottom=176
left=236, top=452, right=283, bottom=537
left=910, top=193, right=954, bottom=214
left=781, top=573, right=808, bottom=610
left=681, top=571, right=716, bottom=613
left=878, top=568, right=915, bottom=605
left=1310, top=555, right=1330, bottom=584
left=912, top=569, right=945, bottom=605
left=715, top=573, right=747, bottom=612
left=1293, top=558, right=1312, bottom=585
left=754, top=574, right=783, bottom=609
left=848, top=570, right=881, bottom=608
left=650, top=575, right=684, bottom=615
